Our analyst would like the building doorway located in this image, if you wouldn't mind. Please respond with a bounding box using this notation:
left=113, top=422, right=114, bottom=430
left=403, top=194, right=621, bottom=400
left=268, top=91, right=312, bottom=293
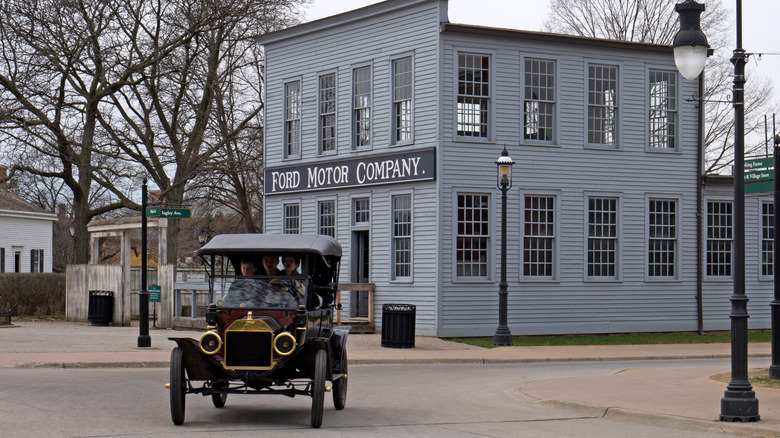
left=351, top=230, right=370, bottom=318
left=14, top=250, right=21, bottom=273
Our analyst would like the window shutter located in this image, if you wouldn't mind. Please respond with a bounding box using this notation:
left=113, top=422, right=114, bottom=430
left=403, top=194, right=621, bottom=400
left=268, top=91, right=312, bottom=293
left=39, top=250, right=44, bottom=272
left=0, top=248, right=4, bottom=273
left=30, top=250, right=35, bottom=272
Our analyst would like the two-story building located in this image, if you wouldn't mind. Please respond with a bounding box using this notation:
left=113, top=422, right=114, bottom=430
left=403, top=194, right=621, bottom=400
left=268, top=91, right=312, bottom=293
left=258, top=0, right=774, bottom=336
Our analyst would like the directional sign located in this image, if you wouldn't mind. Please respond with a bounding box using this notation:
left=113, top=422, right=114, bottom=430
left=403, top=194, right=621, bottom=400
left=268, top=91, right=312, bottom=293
left=148, top=284, right=161, bottom=303
left=746, top=169, right=774, bottom=183
left=745, top=157, right=774, bottom=171
left=145, top=206, right=161, bottom=217
left=746, top=181, right=774, bottom=194
left=161, top=208, right=191, bottom=218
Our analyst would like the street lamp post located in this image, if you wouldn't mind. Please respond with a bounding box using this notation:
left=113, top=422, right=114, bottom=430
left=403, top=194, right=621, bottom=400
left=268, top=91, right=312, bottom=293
left=493, top=147, right=514, bottom=346
left=673, top=0, right=759, bottom=422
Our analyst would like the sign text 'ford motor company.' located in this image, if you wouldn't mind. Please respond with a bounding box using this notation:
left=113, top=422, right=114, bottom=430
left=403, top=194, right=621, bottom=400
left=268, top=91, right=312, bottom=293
left=265, top=148, right=435, bottom=194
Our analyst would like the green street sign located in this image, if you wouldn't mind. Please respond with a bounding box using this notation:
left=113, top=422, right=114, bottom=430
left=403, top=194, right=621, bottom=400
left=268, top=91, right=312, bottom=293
left=745, top=181, right=774, bottom=194
left=145, top=206, right=161, bottom=217
left=161, top=208, right=191, bottom=219
left=745, top=157, right=774, bottom=171
left=148, top=284, right=161, bottom=303
left=746, top=169, right=774, bottom=183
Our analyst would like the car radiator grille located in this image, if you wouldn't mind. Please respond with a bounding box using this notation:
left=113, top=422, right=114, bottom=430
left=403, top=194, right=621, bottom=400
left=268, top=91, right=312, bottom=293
left=225, top=331, right=273, bottom=368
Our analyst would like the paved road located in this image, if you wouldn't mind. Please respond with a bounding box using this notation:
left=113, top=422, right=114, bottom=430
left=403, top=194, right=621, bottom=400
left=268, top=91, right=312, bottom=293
left=1, top=360, right=747, bottom=437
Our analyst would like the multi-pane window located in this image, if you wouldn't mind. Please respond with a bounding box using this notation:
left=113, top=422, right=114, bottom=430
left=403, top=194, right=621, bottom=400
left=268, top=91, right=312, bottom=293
left=762, top=202, right=774, bottom=277
left=392, top=194, right=412, bottom=279
left=456, top=193, right=489, bottom=277
left=588, top=64, right=618, bottom=147
left=649, top=70, right=677, bottom=149
left=393, top=57, right=413, bottom=143
left=353, top=198, right=370, bottom=224
left=318, top=201, right=336, bottom=238
left=457, top=53, right=490, bottom=138
left=648, top=199, right=677, bottom=278
left=524, top=195, right=555, bottom=278
left=587, top=197, right=618, bottom=278
left=319, top=74, right=336, bottom=153
left=30, top=249, right=44, bottom=272
left=353, top=66, right=371, bottom=147
left=284, top=81, right=301, bottom=157
left=707, top=200, right=732, bottom=277
left=283, top=204, right=300, bottom=234
left=524, top=58, right=555, bottom=142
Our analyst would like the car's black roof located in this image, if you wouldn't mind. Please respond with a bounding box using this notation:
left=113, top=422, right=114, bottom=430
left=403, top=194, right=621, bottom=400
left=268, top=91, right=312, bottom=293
left=196, top=233, right=342, bottom=258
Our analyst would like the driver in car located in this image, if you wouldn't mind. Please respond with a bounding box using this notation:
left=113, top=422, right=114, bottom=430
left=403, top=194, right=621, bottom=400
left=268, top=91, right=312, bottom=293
left=222, top=255, right=300, bottom=308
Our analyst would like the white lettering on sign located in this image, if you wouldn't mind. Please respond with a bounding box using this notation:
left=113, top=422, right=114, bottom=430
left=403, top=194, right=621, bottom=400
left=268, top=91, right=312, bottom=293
left=271, top=170, right=301, bottom=192
left=356, top=157, right=421, bottom=184
left=307, top=165, right=350, bottom=188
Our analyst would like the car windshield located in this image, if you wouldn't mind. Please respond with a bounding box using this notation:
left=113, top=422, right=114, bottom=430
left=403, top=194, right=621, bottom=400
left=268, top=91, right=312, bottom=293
left=209, top=254, right=307, bottom=309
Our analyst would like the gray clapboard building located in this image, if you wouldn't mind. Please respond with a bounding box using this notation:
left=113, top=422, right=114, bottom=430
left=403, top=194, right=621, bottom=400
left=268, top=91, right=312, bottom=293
left=258, top=0, right=774, bottom=336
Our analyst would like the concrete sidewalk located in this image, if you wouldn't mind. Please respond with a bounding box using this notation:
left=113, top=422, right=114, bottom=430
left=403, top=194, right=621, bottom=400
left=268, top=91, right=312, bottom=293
left=2, top=319, right=779, bottom=436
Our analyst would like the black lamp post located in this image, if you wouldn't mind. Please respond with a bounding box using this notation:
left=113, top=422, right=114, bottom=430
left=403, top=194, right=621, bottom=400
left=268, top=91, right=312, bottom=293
left=493, top=147, right=514, bottom=346
left=673, top=0, right=759, bottom=422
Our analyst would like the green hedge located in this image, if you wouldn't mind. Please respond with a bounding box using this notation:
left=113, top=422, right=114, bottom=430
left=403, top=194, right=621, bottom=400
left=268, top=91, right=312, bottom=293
left=0, top=273, right=66, bottom=316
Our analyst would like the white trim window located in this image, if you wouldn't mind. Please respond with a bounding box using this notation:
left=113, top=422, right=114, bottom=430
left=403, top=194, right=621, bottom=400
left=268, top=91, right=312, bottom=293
left=284, top=80, right=301, bottom=158
left=457, top=53, right=490, bottom=138
left=706, top=200, right=732, bottom=277
left=587, top=64, right=618, bottom=147
left=587, top=197, right=618, bottom=278
left=649, top=69, right=678, bottom=149
left=283, top=203, right=300, bottom=234
left=31, top=249, right=44, bottom=272
left=353, top=198, right=370, bottom=225
left=392, top=57, right=413, bottom=144
left=523, top=195, right=555, bottom=278
left=319, top=73, right=337, bottom=154
left=456, top=193, right=489, bottom=278
left=648, top=198, right=677, bottom=278
left=353, top=66, right=371, bottom=148
left=318, top=200, right=336, bottom=237
left=762, top=201, right=774, bottom=277
left=524, top=58, right=555, bottom=142
left=392, top=194, right=412, bottom=279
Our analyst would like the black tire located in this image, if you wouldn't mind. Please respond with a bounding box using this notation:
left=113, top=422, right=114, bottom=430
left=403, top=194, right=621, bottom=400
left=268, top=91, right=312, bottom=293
left=211, top=391, right=227, bottom=408
left=311, top=348, right=327, bottom=428
left=170, top=347, right=186, bottom=426
left=332, top=350, right=347, bottom=410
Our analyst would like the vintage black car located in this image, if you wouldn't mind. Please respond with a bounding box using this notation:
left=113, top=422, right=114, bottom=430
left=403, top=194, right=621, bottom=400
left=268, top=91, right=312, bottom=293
left=167, top=233, right=349, bottom=428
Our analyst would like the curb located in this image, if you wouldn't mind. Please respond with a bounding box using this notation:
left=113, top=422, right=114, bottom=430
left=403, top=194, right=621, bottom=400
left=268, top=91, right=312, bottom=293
left=536, top=399, right=779, bottom=438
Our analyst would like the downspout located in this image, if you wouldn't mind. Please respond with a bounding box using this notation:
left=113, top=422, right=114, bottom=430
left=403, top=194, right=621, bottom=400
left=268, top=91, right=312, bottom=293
left=696, top=71, right=705, bottom=335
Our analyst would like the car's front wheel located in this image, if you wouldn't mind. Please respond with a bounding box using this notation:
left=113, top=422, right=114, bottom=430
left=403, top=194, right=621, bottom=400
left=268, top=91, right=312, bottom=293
left=311, top=348, right=327, bottom=428
left=169, top=347, right=186, bottom=425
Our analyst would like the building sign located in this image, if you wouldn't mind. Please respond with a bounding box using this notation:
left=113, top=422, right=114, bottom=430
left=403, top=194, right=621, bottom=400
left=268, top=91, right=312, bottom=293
left=265, top=148, right=436, bottom=195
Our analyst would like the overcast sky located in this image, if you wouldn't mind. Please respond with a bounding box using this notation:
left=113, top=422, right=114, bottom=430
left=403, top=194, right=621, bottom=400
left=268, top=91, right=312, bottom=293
left=303, top=0, right=780, bottom=137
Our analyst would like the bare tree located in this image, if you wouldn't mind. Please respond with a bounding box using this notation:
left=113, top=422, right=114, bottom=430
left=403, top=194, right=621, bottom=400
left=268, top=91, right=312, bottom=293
left=98, top=0, right=306, bottom=264
left=544, top=0, right=779, bottom=173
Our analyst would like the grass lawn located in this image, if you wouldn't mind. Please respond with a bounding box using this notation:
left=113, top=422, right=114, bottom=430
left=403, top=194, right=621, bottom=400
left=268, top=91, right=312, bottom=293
left=448, top=330, right=772, bottom=348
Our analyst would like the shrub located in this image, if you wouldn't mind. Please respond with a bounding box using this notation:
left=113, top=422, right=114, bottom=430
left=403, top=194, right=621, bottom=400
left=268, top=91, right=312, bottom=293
left=0, top=273, right=66, bottom=316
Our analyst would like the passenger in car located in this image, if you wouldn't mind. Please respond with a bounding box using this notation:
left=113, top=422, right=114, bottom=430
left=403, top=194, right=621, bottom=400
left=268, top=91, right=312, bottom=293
left=223, top=255, right=300, bottom=308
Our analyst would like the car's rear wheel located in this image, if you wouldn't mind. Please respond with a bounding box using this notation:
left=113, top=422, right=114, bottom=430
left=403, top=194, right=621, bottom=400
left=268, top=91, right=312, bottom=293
left=211, top=382, right=227, bottom=408
left=169, top=347, right=186, bottom=425
left=332, top=349, right=347, bottom=410
left=311, top=348, right=327, bottom=428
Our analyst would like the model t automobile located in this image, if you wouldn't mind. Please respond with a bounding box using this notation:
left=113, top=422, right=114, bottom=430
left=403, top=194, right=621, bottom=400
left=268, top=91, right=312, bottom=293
left=167, top=233, right=349, bottom=428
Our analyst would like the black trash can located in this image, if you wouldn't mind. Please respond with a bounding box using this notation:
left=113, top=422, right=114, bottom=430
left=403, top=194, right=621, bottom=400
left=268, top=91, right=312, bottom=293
left=381, top=303, right=416, bottom=348
left=87, top=290, right=114, bottom=326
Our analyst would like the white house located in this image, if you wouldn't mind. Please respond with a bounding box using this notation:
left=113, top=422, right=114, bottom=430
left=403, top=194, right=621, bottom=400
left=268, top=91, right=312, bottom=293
left=0, top=188, right=57, bottom=273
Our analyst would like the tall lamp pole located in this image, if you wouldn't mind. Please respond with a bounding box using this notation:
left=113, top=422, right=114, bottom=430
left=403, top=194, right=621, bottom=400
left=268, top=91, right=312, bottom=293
left=673, top=0, right=759, bottom=422
left=770, top=134, right=780, bottom=379
left=493, top=147, right=514, bottom=346
left=138, top=179, right=151, bottom=348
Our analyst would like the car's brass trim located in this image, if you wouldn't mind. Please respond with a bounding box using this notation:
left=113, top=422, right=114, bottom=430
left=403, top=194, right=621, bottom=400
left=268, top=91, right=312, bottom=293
left=221, top=318, right=275, bottom=371
left=199, top=331, right=222, bottom=355
left=273, top=331, right=297, bottom=356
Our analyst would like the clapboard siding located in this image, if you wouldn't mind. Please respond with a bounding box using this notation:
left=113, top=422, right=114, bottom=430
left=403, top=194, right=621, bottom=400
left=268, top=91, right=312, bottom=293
left=0, top=213, right=56, bottom=272
left=437, top=25, right=702, bottom=336
left=259, top=0, right=766, bottom=337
